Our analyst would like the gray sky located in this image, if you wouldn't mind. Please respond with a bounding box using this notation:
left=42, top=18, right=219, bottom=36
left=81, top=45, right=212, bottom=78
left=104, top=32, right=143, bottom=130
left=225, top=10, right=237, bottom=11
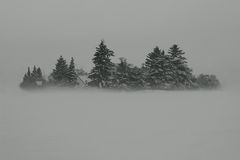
left=0, top=0, right=239, bottom=87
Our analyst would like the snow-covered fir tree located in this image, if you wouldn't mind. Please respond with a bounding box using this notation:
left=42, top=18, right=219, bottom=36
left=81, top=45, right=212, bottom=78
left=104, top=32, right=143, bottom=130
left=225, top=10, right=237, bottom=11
left=36, top=67, right=46, bottom=86
left=88, top=40, right=115, bottom=88
left=31, top=66, right=38, bottom=82
left=27, top=67, right=31, bottom=81
left=20, top=66, right=46, bottom=88
left=50, top=55, right=69, bottom=86
left=20, top=67, right=32, bottom=88
left=115, top=57, right=131, bottom=88
left=114, top=58, right=145, bottom=89
left=36, top=67, right=43, bottom=80
left=127, top=66, right=145, bottom=89
left=66, top=57, right=78, bottom=86
left=145, top=46, right=168, bottom=88
left=168, top=44, right=193, bottom=88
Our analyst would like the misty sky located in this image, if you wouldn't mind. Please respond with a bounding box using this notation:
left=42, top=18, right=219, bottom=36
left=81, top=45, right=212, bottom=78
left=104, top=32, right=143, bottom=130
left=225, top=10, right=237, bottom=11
left=0, top=0, right=239, bottom=87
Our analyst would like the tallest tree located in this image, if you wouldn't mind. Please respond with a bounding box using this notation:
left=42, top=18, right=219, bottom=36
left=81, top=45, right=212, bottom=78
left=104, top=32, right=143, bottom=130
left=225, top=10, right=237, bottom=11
left=145, top=46, right=167, bottom=88
left=168, top=44, right=193, bottom=88
left=88, top=40, right=115, bottom=88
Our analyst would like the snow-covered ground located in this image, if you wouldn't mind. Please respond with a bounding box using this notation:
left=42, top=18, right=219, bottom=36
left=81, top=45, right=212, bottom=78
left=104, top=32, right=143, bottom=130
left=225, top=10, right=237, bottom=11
left=1, top=87, right=240, bottom=160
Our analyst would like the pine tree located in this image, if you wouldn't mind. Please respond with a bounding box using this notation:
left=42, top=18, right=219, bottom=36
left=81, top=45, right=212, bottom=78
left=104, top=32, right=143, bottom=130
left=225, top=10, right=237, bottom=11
left=36, top=67, right=43, bottom=80
left=20, top=67, right=33, bottom=88
left=31, top=65, right=38, bottom=82
left=50, top=56, right=69, bottom=85
left=127, top=66, right=145, bottom=89
left=115, top=58, right=132, bottom=88
left=36, top=67, right=46, bottom=86
left=114, top=58, right=145, bottom=89
left=20, top=74, right=29, bottom=88
left=26, top=67, right=34, bottom=85
left=27, top=67, right=31, bottom=79
left=145, top=46, right=168, bottom=88
left=168, top=44, right=193, bottom=88
left=67, top=57, right=78, bottom=86
left=145, top=47, right=162, bottom=68
left=88, top=40, right=115, bottom=88
left=20, top=66, right=46, bottom=89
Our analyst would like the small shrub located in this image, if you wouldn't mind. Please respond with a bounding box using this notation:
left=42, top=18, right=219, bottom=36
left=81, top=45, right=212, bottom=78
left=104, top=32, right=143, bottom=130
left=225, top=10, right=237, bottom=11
left=197, top=74, right=220, bottom=89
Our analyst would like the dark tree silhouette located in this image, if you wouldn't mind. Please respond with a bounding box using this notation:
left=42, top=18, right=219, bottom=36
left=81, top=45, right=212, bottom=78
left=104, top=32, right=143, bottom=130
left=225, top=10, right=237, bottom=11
left=115, top=58, right=132, bottom=88
left=31, top=65, right=38, bottom=82
left=168, top=44, right=193, bottom=88
left=19, top=42, right=220, bottom=90
left=127, top=66, right=145, bottom=89
left=67, top=57, right=78, bottom=86
left=145, top=46, right=169, bottom=88
left=88, top=40, right=115, bottom=88
left=114, top=58, right=145, bottom=89
left=20, top=66, right=46, bottom=89
left=36, top=67, right=43, bottom=80
left=50, top=56, right=69, bottom=86
left=27, top=67, right=31, bottom=81
left=20, top=67, right=32, bottom=88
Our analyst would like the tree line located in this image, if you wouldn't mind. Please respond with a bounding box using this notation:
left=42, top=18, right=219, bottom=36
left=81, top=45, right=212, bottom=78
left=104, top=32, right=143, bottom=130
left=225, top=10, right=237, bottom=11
left=20, top=40, right=220, bottom=90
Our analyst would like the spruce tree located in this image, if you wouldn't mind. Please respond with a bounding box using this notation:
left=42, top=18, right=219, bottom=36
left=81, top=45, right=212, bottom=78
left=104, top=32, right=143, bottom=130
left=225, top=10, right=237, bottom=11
left=127, top=66, right=145, bottom=89
left=20, top=73, right=28, bottom=88
left=36, top=67, right=43, bottom=80
left=20, top=67, right=33, bottom=88
left=51, top=56, right=69, bottom=85
left=20, top=66, right=46, bottom=89
left=26, top=67, right=34, bottom=85
left=115, top=58, right=132, bottom=88
left=31, top=65, right=38, bottom=82
left=168, top=44, right=193, bottom=88
left=145, top=46, right=168, bottom=88
left=114, top=58, right=145, bottom=89
left=88, top=40, right=115, bottom=88
left=36, top=67, right=46, bottom=86
left=27, top=67, right=31, bottom=79
left=67, top=57, right=78, bottom=86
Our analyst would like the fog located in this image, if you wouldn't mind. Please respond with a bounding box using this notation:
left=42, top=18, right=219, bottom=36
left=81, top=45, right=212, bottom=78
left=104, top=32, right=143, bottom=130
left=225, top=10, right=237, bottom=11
left=1, top=89, right=240, bottom=160
left=1, top=0, right=240, bottom=159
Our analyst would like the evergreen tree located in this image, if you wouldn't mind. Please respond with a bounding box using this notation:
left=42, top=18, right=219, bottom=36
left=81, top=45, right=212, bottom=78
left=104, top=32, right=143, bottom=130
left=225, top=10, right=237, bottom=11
left=36, top=67, right=43, bottom=80
left=145, top=47, right=162, bottom=68
left=27, top=67, right=34, bottom=85
left=20, top=74, right=28, bottom=88
left=27, top=67, right=31, bottom=79
left=31, top=65, right=38, bottom=82
left=20, top=66, right=46, bottom=89
left=67, top=57, right=78, bottom=86
left=88, top=40, right=115, bottom=88
left=127, top=66, right=145, bottom=89
left=20, top=67, right=33, bottom=88
left=50, top=56, right=69, bottom=85
left=168, top=44, right=193, bottom=88
left=115, top=58, right=132, bottom=88
left=114, top=58, right=145, bottom=89
left=145, top=46, right=168, bottom=88
left=36, top=67, right=46, bottom=86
